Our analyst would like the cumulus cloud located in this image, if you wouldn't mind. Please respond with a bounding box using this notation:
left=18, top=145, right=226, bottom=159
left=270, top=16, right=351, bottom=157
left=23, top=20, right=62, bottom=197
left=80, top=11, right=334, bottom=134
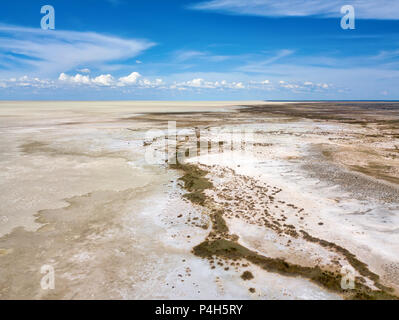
left=59, top=73, right=90, bottom=84
left=168, top=77, right=331, bottom=93
left=171, top=78, right=245, bottom=90
left=77, top=68, right=91, bottom=74
left=1, top=72, right=332, bottom=95
left=245, top=79, right=331, bottom=93
left=118, top=72, right=141, bottom=86
left=0, top=75, right=55, bottom=89
left=140, top=78, right=164, bottom=87
left=278, top=80, right=331, bottom=92
left=191, top=0, right=399, bottom=20
left=92, top=74, right=114, bottom=86
left=57, top=71, right=164, bottom=88
left=0, top=25, right=154, bottom=77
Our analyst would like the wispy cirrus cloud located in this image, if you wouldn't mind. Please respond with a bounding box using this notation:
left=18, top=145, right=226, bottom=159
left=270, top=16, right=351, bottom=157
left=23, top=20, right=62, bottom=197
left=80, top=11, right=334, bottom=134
left=174, top=49, right=231, bottom=63
left=258, top=49, right=294, bottom=65
left=174, top=50, right=207, bottom=62
left=0, top=25, right=155, bottom=77
left=191, top=0, right=399, bottom=20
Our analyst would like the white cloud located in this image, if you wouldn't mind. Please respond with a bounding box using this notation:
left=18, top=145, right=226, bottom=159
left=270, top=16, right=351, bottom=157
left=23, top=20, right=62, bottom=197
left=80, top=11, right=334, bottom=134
left=92, top=74, right=114, bottom=86
left=118, top=72, right=141, bottom=86
left=0, top=71, right=334, bottom=95
left=244, top=79, right=332, bottom=93
left=59, top=72, right=117, bottom=86
left=55, top=72, right=331, bottom=93
left=77, top=68, right=91, bottom=74
left=186, top=78, right=211, bottom=88
left=171, top=78, right=245, bottom=90
left=0, top=25, right=154, bottom=77
left=57, top=71, right=164, bottom=88
left=192, top=0, right=399, bottom=20
left=261, top=50, right=294, bottom=65
left=0, top=75, right=55, bottom=89
left=140, top=78, right=164, bottom=87
left=59, top=73, right=91, bottom=84
left=234, top=82, right=244, bottom=89
left=173, top=50, right=232, bottom=64
left=58, top=73, right=68, bottom=81
left=278, top=80, right=331, bottom=92
left=175, top=50, right=207, bottom=62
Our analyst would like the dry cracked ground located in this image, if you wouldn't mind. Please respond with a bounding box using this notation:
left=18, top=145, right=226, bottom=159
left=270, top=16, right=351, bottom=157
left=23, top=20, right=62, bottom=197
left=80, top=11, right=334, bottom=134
left=0, top=101, right=398, bottom=299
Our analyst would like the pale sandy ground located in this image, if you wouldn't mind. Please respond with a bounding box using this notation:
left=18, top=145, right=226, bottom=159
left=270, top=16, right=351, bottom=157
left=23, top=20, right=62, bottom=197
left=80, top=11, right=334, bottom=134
left=0, top=101, right=398, bottom=299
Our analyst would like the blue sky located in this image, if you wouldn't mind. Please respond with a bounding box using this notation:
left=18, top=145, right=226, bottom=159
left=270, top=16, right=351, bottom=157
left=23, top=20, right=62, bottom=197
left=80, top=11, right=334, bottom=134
left=0, top=0, right=399, bottom=100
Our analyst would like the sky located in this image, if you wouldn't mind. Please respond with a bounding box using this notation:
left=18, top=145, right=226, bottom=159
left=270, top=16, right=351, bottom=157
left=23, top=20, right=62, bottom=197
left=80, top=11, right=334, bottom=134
left=0, top=0, right=399, bottom=100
